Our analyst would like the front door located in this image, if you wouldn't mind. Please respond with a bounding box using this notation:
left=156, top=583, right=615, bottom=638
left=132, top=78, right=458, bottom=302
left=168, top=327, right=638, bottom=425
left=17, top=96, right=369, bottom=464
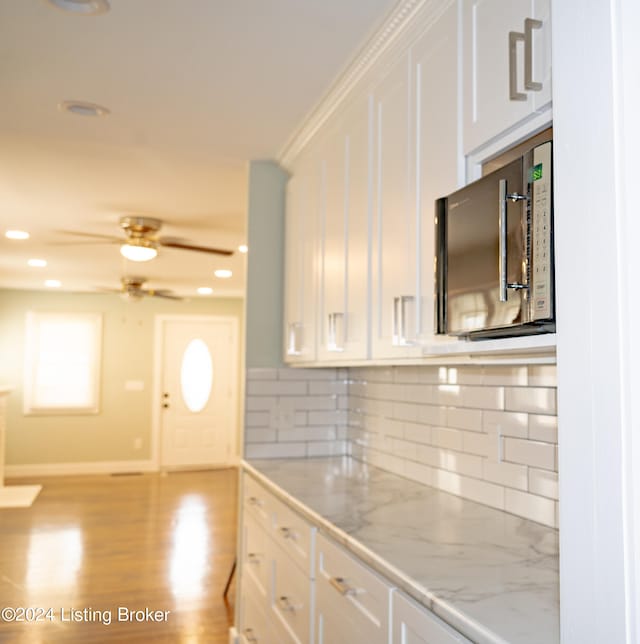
left=159, top=316, right=238, bottom=468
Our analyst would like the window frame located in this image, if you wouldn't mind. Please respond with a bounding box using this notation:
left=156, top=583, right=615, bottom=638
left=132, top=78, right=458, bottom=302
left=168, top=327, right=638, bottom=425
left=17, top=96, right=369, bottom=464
left=23, top=311, right=103, bottom=415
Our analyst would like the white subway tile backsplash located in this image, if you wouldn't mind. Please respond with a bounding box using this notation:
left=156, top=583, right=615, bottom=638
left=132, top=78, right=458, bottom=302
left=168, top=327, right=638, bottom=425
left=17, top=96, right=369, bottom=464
left=309, top=379, right=348, bottom=395
left=446, top=407, right=483, bottom=432
left=431, top=426, right=464, bottom=451
left=461, top=430, right=493, bottom=458
left=403, top=422, right=432, bottom=445
left=529, top=414, right=558, bottom=443
left=505, top=386, right=557, bottom=414
left=483, top=410, right=528, bottom=438
left=246, top=364, right=558, bottom=528
left=482, top=460, right=528, bottom=491
left=245, top=411, right=270, bottom=428
left=529, top=468, right=559, bottom=500
left=247, top=379, right=308, bottom=396
left=462, top=386, right=505, bottom=410
left=527, top=365, right=557, bottom=387
left=505, top=489, right=556, bottom=526
left=418, top=404, right=447, bottom=426
left=504, top=437, right=556, bottom=470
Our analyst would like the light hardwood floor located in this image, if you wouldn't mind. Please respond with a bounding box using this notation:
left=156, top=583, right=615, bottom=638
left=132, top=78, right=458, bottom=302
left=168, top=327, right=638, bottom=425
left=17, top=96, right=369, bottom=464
left=0, top=468, right=238, bottom=643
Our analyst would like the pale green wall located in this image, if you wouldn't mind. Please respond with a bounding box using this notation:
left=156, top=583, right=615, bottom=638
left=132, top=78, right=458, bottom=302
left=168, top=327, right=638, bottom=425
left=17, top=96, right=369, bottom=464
left=0, top=288, right=244, bottom=466
left=245, top=160, right=288, bottom=368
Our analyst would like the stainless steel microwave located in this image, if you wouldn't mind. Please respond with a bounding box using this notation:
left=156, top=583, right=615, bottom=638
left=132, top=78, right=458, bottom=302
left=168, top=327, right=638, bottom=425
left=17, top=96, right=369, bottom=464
left=435, top=139, right=554, bottom=339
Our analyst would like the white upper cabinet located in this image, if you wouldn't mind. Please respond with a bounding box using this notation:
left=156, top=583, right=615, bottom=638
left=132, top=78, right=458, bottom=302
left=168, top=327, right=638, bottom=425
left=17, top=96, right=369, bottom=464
left=283, top=152, right=319, bottom=363
left=462, top=0, right=552, bottom=154
left=371, top=52, right=418, bottom=359
left=371, top=2, right=459, bottom=359
left=317, top=94, right=371, bottom=362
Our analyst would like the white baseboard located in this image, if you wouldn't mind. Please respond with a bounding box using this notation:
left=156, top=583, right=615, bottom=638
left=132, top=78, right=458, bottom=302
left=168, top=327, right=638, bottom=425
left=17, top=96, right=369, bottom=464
left=5, top=459, right=158, bottom=478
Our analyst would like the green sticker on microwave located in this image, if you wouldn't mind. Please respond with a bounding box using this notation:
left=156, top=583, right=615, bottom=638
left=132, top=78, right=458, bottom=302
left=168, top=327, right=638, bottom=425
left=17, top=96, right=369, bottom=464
left=531, top=163, right=543, bottom=182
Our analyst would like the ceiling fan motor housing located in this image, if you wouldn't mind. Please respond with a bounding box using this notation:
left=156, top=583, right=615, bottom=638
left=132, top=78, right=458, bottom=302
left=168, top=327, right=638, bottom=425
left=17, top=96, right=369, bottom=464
left=119, top=216, right=162, bottom=239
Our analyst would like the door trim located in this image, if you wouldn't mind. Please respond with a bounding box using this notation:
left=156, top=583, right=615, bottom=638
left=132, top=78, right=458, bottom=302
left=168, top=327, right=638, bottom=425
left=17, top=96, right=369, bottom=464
left=152, top=314, right=240, bottom=469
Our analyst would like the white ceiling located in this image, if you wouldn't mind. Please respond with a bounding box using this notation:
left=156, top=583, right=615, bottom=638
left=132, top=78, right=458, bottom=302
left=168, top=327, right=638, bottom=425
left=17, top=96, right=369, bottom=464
left=0, top=0, right=397, bottom=298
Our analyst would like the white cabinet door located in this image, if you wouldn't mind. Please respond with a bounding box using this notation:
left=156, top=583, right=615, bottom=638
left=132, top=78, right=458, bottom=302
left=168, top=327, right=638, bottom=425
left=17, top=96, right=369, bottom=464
left=371, top=52, right=421, bottom=359
left=392, top=591, right=471, bottom=644
left=315, top=533, right=392, bottom=644
left=412, top=1, right=460, bottom=344
left=317, top=94, right=371, bottom=362
left=463, top=0, right=552, bottom=155
left=284, top=153, right=319, bottom=363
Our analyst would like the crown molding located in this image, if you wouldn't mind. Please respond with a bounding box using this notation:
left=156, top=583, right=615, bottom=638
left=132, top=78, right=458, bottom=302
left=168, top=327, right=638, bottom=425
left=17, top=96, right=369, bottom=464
left=277, top=0, right=441, bottom=168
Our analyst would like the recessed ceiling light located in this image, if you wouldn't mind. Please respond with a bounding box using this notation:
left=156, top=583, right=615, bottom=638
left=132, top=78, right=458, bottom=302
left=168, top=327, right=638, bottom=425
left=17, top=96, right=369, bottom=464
left=59, top=100, right=110, bottom=118
left=238, top=244, right=248, bottom=253
left=45, top=279, right=62, bottom=288
left=214, top=269, right=232, bottom=279
left=5, top=230, right=30, bottom=240
left=28, top=258, right=47, bottom=268
left=47, top=0, right=110, bottom=16
left=197, top=287, right=213, bottom=295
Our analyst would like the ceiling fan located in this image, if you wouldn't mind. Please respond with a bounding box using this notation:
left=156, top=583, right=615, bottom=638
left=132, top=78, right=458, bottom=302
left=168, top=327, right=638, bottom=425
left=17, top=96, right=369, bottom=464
left=57, top=216, right=234, bottom=262
left=98, top=276, right=182, bottom=301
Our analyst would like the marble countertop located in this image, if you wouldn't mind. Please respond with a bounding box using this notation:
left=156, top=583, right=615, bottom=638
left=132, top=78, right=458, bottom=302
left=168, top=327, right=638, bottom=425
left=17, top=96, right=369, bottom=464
left=245, top=456, right=559, bottom=644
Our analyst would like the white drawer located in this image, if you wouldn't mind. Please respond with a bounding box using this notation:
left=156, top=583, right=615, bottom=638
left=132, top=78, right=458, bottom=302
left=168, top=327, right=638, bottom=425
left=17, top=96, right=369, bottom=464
left=271, top=493, right=315, bottom=577
left=242, top=511, right=270, bottom=602
left=315, top=532, right=392, bottom=644
left=271, top=541, right=313, bottom=644
left=238, top=578, right=275, bottom=644
left=392, top=590, right=472, bottom=644
left=243, top=474, right=273, bottom=530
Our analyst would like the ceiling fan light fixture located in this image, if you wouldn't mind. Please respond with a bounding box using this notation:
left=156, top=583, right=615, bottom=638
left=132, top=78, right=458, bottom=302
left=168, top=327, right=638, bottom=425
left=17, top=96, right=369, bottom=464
left=214, top=269, right=232, bottom=279
left=238, top=244, right=248, bottom=254
left=5, top=229, right=30, bottom=240
left=120, top=240, right=158, bottom=262
left=47, top=0, right=110, bottom=16
left=197, top=287, right=213, bottom=295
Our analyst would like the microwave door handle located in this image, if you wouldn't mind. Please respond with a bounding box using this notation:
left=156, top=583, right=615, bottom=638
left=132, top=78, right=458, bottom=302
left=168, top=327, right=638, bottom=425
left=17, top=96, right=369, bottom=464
left=499, top=179, right=509, bottom=302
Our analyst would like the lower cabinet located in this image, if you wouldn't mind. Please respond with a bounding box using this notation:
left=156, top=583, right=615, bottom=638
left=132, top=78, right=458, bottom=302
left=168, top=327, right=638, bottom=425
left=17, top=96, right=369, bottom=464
left=237, top=472, right=473, bottom=644
left=392, top=591, right=472, bottom=644
left=315, top=533, right=392, bottom=644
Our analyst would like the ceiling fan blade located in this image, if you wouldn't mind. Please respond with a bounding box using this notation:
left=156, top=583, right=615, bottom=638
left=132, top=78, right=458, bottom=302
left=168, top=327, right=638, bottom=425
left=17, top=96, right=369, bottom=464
left=158, top=237, right=233, bottom=256
left=144, top=289, right=183, bottom=301
left=95, top=286, right=123, bottom=294
left=54, top=230, right=123, bottom=243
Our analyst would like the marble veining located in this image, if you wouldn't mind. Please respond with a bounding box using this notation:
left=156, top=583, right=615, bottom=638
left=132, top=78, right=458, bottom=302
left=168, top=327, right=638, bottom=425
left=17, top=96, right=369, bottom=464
left=245, top=456, right=559, bottom=644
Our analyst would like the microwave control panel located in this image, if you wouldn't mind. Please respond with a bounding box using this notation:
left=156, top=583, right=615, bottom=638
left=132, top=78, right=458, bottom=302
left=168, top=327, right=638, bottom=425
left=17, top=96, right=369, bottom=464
left=530, top=142, right=553, bottom=320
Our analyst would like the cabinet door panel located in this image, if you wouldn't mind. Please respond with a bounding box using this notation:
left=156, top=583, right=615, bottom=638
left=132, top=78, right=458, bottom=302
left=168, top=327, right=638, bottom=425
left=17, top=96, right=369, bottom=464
left=372, top=53, right=420, bottom=359
left=284, top=154, right=319, bottom=363
left=392, top=591, right=471, bottom=644
left=463, top=0, right=553, bottom=154
left=413, top=2, right=460, bottom=342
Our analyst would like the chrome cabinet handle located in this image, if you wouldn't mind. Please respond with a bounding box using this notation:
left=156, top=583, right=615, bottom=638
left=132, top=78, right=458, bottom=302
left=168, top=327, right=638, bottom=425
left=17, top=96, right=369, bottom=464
left=524, top=18, right=543, bottom=91
left=327, top=312, right=344, bottom=352
left=508, top=31, right=526, bottom=101
left=278, top=526, right=292, bottom=539
left=243, top=628, right=258, bottom=643
left=247, top=552, right=260, bottom=563
left=499, top=179, right=508, bottom=302
left=287, top=322, right=303, bottom=356
left=329, top=576, right=357, bottom=596
left=277, top=596, right=296, bottom=612
left=247, top=496, right=263, bottom=508
left=392, top=295, right=415, bottom=346
left=499, top=179, right=527, bottom=302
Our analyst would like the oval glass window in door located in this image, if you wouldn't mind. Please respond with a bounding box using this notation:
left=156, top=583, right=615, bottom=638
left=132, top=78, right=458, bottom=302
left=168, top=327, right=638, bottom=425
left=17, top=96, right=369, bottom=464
left=180, top=339, right=213, bottom=413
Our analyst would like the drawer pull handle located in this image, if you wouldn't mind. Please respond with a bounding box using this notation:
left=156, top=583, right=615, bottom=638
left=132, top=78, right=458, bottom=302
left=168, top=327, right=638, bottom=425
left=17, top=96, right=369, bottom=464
left=277, top=595, right=297, bottom=613
left=279, top=526, right=293, bottom=539
left=247, top=552, right=260, bottom=563
left=243, top=627, right=258, bottom=643
left=329, top=576, right=357, bottom=596
left=247, top=496, right=264, bottom=507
